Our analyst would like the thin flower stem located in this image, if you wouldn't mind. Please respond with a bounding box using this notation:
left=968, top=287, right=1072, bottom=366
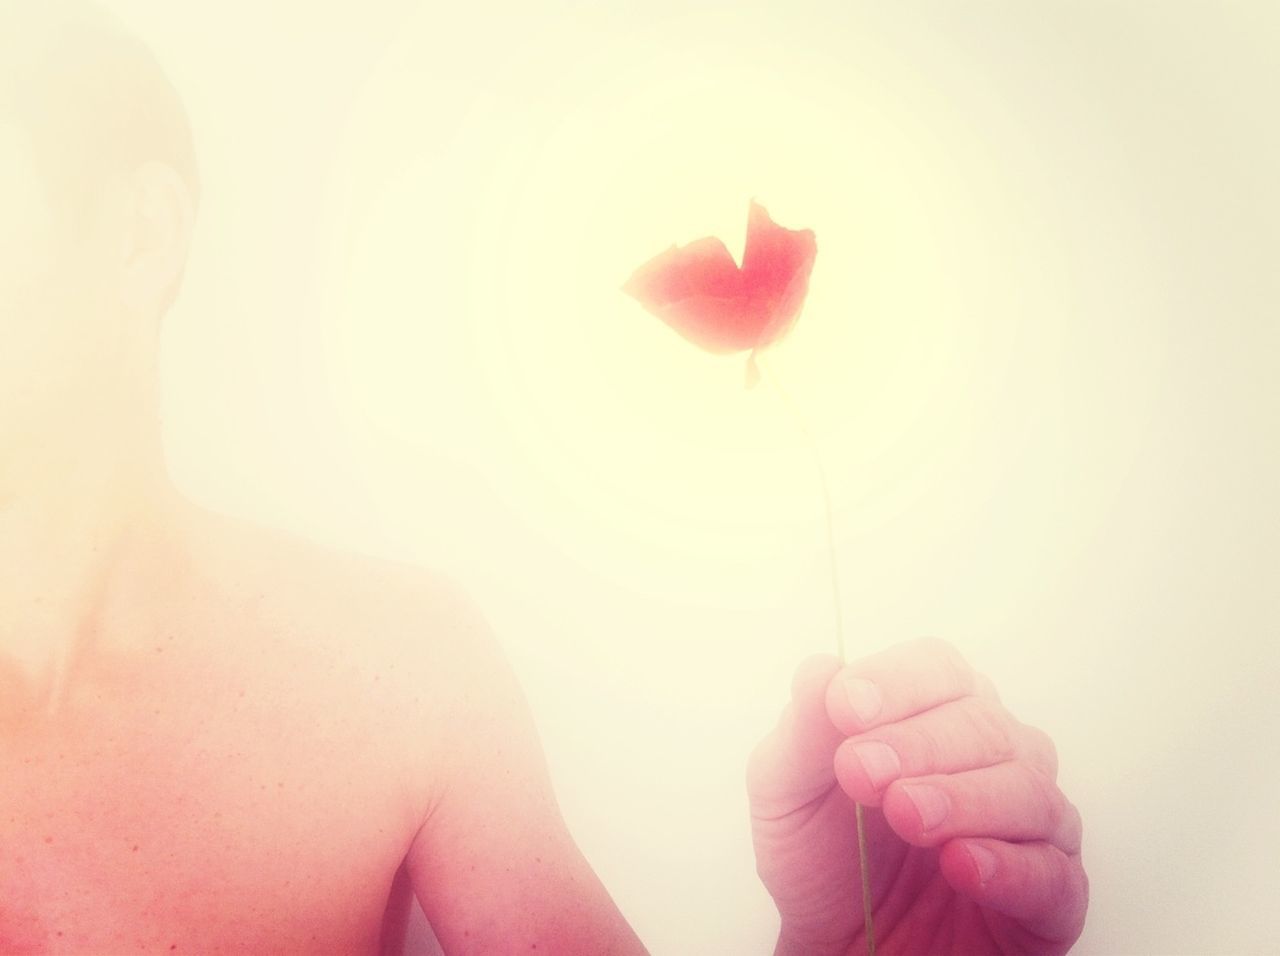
left=755, top=351, right=876, bottom=956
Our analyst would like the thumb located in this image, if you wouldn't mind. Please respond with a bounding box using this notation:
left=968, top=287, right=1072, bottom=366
left=747, top=653, right=847, bottom=814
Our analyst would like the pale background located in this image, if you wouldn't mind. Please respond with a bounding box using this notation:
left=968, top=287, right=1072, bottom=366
left=94, top=2, right=1279, bottom=953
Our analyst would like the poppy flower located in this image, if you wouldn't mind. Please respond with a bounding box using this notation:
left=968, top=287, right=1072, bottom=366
left=621, top=199, right=817, bottom=386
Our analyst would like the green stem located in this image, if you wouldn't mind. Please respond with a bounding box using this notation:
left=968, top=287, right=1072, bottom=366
left=755, top=350, right=876, bottom=956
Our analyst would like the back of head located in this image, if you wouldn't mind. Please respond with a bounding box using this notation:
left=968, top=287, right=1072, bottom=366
left=0, top=0, right=200, bottom=233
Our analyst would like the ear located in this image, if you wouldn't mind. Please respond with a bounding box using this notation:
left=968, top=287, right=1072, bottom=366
left=118, top=160, right=195, bottom=321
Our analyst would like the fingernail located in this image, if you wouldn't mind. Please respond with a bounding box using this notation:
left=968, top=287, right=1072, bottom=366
left=967, top=843, right=997, bottom=884
left=902, top=783, right=950, bottom=831
left=842, top=676, right=882, bottom=725
left=850, top=741, right=901, bottom=790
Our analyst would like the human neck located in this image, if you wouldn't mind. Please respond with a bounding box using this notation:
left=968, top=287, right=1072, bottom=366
left=0, top=410, right=187, bottom=720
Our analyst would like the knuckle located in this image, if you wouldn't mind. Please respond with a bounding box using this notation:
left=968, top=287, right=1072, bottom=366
left=1075, top=856, right=1091, bottom=915
left=914, top=635, right=956, bottom=660
left=1020, top=722, right=1060, bottom=778
left=792, top=652, right=841, bottom=702
left=963, top=697, right=1018, bottom=764
left=1045, top=851, right=1089, bottom=944
left=890, top=722, right=940, bottom=772
left=975, top=672, right=1002, bottom=703
left=744, top=733, right=777, bottom=792
left=1026, top=763, right=1065, bottom=835
left=919, top=636, right=976, bottom=694
left=1044, top=846, right=1073, bottom=907
left=1059, top=797, right=1084, bottom=854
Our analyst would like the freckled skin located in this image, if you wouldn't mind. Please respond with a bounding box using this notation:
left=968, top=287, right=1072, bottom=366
left=0, top=501, right=459, bottom=954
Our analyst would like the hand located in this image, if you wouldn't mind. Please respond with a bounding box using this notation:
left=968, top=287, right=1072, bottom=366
left=746, top=638, right=1087, bottom=955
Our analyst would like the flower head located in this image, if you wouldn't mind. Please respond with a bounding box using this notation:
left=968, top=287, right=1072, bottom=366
left=622, top=200, right=817, bottom=365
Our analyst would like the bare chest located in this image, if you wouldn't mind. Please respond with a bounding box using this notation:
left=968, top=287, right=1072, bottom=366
left=0, top=630, right=425, bottom=955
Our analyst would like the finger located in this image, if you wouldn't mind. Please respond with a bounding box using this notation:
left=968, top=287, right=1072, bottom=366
left=832, top=695, right=1057, bottom=805
left=974, top=670, right=1002, bottom=704
left=746, top=654, right=845, bottom=814
left=880, top=761, right=1083, bottom=854
left=1019, top=720, right=1059, bottom=779
left=824, top=636, right=980, bottom=736
left=938, top=838, right=1089, bottom=945
left=791, top=652, right=846, bottom=726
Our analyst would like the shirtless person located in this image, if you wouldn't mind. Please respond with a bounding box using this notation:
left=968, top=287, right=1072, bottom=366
left=1, top=4, right=1088, bottom=954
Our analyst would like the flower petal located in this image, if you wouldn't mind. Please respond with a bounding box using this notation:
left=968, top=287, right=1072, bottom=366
left=641, top=292, right=769, bottom=354
left=741, top=200, right=817, bottom=348
left=621, top=201, right=816, bottom=355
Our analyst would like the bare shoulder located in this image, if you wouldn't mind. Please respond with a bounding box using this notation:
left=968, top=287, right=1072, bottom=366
left=180, top=504, right=496, bottom=807
left=191, top=505, right=488, bottom=667
left=183, top=507, right=648, bottom=953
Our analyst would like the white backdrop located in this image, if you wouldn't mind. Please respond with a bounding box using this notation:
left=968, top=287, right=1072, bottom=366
left=99, top=2, right=1279, bottom=953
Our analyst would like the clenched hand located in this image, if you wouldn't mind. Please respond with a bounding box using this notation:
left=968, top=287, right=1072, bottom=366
left=746, top=638, right=1087, bottom=955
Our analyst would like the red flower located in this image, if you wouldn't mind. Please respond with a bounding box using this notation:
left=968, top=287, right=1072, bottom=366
left=621, top=199, right=817, bottom=384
